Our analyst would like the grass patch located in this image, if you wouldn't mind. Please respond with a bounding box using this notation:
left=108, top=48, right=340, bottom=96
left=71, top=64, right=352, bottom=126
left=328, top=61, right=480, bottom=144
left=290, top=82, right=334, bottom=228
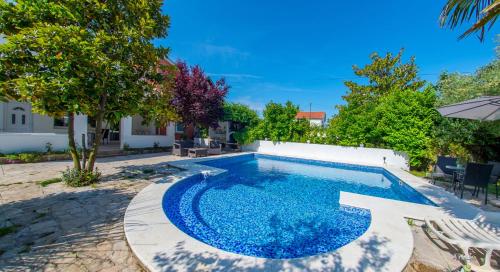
left=409, top=170, right=427, bottom=178
left=488, top=183, right=498, bottom=195
left=37, top=178, right=62, bottom=187
left=0, top=226, right=18, bottom=237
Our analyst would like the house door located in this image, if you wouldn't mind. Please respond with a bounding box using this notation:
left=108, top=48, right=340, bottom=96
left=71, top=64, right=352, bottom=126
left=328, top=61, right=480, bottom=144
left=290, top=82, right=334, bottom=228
left=6, top=102, right=31, bottom=132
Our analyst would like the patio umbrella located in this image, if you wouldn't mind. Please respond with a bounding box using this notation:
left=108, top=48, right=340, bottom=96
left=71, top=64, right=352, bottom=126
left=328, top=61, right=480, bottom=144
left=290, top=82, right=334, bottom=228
left=437, top=96, right=500, bottom=121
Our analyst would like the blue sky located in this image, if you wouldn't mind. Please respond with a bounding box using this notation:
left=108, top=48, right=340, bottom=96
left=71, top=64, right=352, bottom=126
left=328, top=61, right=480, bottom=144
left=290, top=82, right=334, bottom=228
left=156, top=0, right=499, bottom=118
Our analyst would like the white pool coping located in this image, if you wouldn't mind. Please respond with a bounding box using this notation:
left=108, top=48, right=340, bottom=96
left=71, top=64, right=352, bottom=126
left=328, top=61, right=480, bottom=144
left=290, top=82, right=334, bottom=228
left=124, top=152, right=484, bottom=272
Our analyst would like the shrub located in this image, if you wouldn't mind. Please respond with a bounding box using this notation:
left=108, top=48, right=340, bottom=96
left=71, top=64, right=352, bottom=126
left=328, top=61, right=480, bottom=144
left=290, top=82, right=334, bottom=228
left=17, top=153, right=43, bottom=163
left=45, top=142, right=53, bottom=153
left=61, top=168, right=101, bottom=187
left=123, top=143, right=130, bottom=151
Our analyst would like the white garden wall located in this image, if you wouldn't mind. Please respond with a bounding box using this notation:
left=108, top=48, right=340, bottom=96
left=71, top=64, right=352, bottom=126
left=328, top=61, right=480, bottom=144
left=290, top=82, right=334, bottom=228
left=243, top=140, right=409, bottom=170
left=120, top=117, right=175, bottom=149
left=0, top=133, right=68, bottom=153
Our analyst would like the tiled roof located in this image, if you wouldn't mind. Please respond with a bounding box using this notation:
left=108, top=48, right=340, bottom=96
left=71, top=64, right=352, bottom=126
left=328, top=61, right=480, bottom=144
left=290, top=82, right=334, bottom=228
left=296, top=112, right=326, bottom=120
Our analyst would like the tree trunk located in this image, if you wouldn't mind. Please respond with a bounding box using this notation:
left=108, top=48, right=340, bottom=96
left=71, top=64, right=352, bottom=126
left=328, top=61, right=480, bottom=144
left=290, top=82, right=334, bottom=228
left=67, top=112, right=81, bottom=171
left=86, top=95, right=107, bottom=172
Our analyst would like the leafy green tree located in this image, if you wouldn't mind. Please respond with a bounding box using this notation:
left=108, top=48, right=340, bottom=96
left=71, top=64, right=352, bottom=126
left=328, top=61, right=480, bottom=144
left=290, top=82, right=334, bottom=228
left=329, top=49, right=425, bottom=146
left=440, top=0, right=499, bottom=41
left=252, top=101, right=308, bottom=142
left=436, top=59, right=499, bottom=107
left=328, top=50, right=436, bottom=169
left=434, top=58, right=500, bottom=162
left=0, top=0, right=169, bottom=175
left=223, top=102, right=259, bottom=145
left=223, top=102, right=259, bottom=127
left=372, top=87, right=438, bottom=168
left=140, top=61, right=179, bottom=127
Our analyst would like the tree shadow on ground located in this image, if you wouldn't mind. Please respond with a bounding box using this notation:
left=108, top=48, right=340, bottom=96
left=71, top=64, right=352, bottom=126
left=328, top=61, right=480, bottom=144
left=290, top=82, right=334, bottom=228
left=98, top=160, right=181, bottom=184
left=0, top=188, right=141, bottom=271
left=152, top=217, right=390, bottom=272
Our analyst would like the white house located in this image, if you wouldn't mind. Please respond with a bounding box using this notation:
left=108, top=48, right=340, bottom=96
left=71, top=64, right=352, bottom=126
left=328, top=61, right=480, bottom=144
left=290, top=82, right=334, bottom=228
left=295, top=111, right=327, bottom=127
left=0, top=100, right=175, bottom=154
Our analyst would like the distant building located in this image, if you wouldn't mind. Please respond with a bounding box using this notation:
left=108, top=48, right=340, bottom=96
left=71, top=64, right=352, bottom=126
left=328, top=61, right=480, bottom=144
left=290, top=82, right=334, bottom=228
left=296, top=111, right=326, bottom=127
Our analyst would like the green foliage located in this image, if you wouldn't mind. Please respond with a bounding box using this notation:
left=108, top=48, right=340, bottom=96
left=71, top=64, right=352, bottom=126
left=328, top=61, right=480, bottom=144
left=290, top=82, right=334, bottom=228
left=0, top=0, right=170, bottom=172
left=223, top=102, right=260, bottom=145
left=328, top=50, right=435, bottom=169
left=17, top=153, right=43, bottom=163
left=232, top=127, right=253, bottom=145
left=2, top=152, right=44, bottom=163
left=372, top=88, right=437, bottom=168
left=252, top=101, right=308, bottom=142
left=436, top=60, right=500, bottom=106
left=37, top=178, right=62, bottom=187
left=439, top=0, right=499, bottom=41
left=434, top=59, right=500, bottom=162
left=223, top=102, right=259, bottom=127
left=61, top=167, right=101, bottom=187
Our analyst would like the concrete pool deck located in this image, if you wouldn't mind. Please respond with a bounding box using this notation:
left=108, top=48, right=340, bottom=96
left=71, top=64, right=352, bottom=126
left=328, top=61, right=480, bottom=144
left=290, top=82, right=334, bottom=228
left=124, top=152, right=489, bottom=272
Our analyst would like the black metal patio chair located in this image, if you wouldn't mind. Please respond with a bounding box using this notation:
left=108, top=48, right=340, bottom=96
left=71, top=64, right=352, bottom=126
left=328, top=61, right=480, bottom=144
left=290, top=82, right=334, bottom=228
left=458, top=163, right=494, bottom=204
left=430, top=156, right=457, bottom=184
left=488, top=161, right=500, bottom=199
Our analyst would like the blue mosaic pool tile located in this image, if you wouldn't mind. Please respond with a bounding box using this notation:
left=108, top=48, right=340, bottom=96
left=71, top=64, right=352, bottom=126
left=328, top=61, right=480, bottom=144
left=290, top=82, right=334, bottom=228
left=163, top=154, right=435, bottom=259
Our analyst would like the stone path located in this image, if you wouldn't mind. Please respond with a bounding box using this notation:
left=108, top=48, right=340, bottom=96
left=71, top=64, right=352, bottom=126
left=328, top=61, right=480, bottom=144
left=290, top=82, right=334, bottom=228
left=0, top=153, right=182, bottom=272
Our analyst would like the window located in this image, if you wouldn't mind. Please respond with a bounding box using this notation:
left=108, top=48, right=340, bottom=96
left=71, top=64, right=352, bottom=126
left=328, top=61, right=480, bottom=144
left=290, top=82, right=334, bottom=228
left=176, top=123, right=185, bottom=133
left=21, top=114, right=26, bottom=125
left=54, top=116, right=69, bottom=127
left=11, top=114, right=15, bottom=124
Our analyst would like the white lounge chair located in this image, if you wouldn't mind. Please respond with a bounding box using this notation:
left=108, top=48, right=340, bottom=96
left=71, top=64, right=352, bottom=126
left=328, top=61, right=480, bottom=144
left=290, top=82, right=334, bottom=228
left=425, top=213, right=500, bottom=271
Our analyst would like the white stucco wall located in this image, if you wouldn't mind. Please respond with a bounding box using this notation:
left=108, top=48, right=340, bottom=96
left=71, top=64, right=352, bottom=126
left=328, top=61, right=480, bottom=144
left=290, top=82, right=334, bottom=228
left=243, top=140, right=409, bottom=170
left=73, top=114, right=88, bottom=148
left=309, top=119, right=324, bottom=127
left=0, top=133, right=68, bottom=153
left=32, top=114, right=67, bottom=134
left=0, top=114, right=87, bottom=153
left=120, top=117, right=175, bottom=149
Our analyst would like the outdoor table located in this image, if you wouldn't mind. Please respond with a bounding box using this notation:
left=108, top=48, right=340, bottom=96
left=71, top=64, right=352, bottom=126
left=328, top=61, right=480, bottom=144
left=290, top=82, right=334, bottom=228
left=446, top=165, right=465, bottom=191
left=188, top=148, right=208, bottom=158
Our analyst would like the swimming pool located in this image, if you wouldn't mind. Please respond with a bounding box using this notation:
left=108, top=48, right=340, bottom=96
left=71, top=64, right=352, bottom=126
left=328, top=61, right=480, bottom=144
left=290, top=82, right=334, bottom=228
left=162, top=154, right=434, bottom=259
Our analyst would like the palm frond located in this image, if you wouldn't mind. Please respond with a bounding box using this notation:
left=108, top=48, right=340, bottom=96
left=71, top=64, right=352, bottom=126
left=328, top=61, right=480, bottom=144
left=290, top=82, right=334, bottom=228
left=440, top=0, right=499, bottom=41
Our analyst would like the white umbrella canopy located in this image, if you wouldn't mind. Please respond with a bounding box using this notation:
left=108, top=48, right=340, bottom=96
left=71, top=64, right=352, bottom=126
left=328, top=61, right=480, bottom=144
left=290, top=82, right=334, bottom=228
left=437, top=96, right=500, bottom=121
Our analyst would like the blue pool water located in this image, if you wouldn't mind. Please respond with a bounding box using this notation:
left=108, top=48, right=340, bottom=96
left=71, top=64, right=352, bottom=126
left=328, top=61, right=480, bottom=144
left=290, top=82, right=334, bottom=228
left=163, top=154, right=434, bottom=259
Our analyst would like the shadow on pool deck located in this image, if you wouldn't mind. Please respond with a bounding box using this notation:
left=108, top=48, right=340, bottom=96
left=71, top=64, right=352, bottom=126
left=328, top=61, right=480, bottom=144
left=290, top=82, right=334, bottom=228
left=152, top=232, right=390, bottom=272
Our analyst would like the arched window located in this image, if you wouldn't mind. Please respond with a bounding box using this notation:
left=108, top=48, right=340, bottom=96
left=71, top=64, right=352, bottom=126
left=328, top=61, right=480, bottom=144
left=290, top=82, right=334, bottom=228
left=12, top=106, right=25, bottom=111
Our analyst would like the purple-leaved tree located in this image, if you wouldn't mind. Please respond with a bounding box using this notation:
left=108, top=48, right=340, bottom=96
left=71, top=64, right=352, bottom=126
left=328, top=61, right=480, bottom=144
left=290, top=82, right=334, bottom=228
left=172, top=61, right=229, bottom=128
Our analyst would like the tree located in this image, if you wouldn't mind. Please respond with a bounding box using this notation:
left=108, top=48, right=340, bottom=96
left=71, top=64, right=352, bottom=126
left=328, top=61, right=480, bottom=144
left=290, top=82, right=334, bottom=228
left=140, top=60, right=179, bottom=127
left=440, top=0, right=499, bottom=41
left=171, top=61, right=228, bottom=129
left=328, top=50, right=436, bottom=169
left=329, top=49, right=425, bottom=146
left=436, top=60, right=500, bottom=106
left=251, top=101, right=308, bottom=142
left=223, top=102, right=259, bottom=144
left=372, top=87, right=437, bottom=168
left=433, top=58, right=500, bottom=162
left=0, top=0, right=169, bottom=178
left=223, top=102, right=259, bottom=127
